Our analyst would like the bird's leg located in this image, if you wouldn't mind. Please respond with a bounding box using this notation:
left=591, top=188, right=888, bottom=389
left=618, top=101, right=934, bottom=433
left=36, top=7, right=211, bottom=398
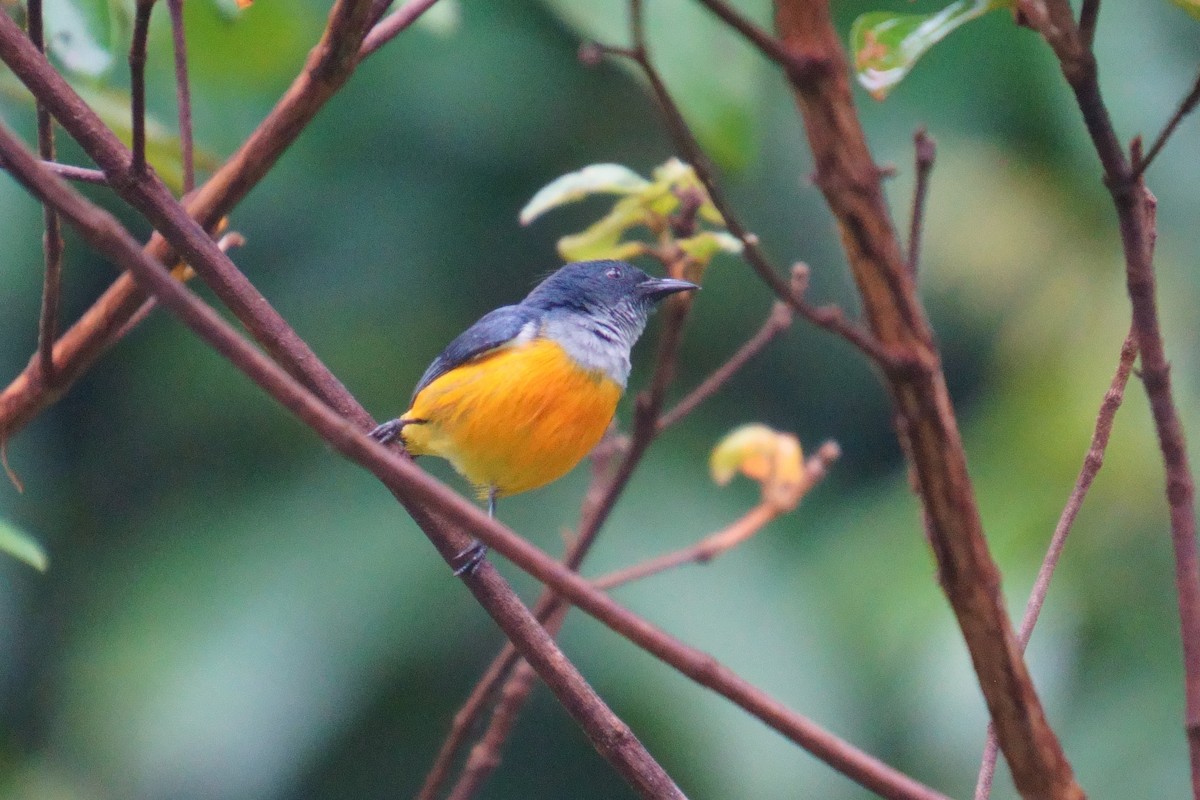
left=451, top=487, right=496, bottom=576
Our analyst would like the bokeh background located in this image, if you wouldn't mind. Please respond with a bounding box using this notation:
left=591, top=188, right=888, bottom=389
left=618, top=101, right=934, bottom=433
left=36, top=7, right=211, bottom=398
left=2, top=1, right=1199, bottom=797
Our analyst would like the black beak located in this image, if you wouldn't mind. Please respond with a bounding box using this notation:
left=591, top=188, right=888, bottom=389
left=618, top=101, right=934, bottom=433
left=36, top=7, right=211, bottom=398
left=639, top=277, right=700, bottom=302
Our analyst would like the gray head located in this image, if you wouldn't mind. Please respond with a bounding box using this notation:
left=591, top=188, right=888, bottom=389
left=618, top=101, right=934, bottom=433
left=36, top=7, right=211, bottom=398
left=521, top=260, right=698, bottom=386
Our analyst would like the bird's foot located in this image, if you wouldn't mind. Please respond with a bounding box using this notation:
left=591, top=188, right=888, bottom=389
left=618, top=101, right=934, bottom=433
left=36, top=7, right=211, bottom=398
left=451, top=540, right=488, bottom=576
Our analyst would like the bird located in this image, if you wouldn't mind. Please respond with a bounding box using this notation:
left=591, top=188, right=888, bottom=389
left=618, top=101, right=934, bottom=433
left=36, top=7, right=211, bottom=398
left=370, top=259, right=698, bottom=574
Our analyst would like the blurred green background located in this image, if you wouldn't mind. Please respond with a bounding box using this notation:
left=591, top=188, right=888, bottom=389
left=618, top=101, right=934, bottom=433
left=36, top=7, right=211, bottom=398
left=2, top=0, right=1199, bottom=797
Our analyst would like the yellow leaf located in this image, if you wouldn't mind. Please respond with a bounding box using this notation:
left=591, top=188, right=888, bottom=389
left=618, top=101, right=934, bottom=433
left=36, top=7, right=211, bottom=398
left=710, top=424, right=806, bottom=511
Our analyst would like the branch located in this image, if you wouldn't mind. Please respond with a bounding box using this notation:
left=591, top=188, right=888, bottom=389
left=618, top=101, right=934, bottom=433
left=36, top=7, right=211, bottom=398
left=359, top=0, right=444, bottom=57
left=658, top=297, right=793, bottom=431
left=595, top=441, right=840, bottom=590
left=129, top=0, right=156, bottom=175
left=0, top=0, right=409, bottom=438
left=0, top=119, right=688, bottom=800
left=975, top=329, right=1138, bottom=800
left=1131, top=64, right=1200, bottom=182
left=766, top=1, right=1082, bottom=797
left=908, top=128, right=936, bottom=276
left=1025, top=3, right=1200, bottom=793
left=26, top=0, right=64, bottom=386
left=166, top=0, right=195, bottom=193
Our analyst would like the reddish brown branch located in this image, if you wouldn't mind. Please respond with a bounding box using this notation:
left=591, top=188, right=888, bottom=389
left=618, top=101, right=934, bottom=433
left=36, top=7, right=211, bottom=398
left=595, top=441, right=840, bottom=590
left=908, top=128, right=936, bottom=276
left=769, top=1, right=1082, bottom=797
left=129, top=0, right=156, bottom=175
left=166, top=0, right=195, bottom=193
left=359, top=0, right=444, bottom=56
left=26, top=0, right=64, bottom=386
left=658, top=298, right=793, bottom=431
left=974, top=330, right=1138, bottom=799
left=1131, top=65, right=1200, bottom=182
left=0, top=119, right=688, bottom=800
left=1026, top=4, right=1200, bottom=794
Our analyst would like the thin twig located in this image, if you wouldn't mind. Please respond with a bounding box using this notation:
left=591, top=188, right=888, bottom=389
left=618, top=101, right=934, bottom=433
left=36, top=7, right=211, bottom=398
left=26, top=0, right=64, bottom=386
left=359, top=0, right=443, bottom=57
left=692, top=0, right=799, bottom=75
left=129, top=0, right=156, bottom=175
left=595, top=441, right=840, bottom=590
left=908, top=128, right=936, bottom=276
left=658, top=299, right=793, bottom=431
left=1131, top=64, right=1200, bottom=182
left=974, top=329, right=1138, bottom=800
left=1027, top=4, right=1200, bottom=791
left=166, top=0, right=194, bottom=193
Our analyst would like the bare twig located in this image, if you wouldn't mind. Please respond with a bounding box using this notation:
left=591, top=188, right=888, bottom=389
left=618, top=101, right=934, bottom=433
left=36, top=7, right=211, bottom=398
left=595, top=441, right=840, bottom=590
left=1131, top=65, right=1200, bottom=182
left=0, top=119, right=688, bottom=800
left=166, top=0, right=194, bottom=193
left=908, top=128, right=936, bottom=276
left=26, top=0, right=64, bottom=386
left=974, top=330, right=1138, bottom=800
left=1026, top=4, right=1200, bottom=792
left=359, top=0, right=443, bottom=56
left=692, top=0, right=799, bottom=75
left=769, top=1, right=1082, bottom=796
left=658, top=299, right=793, bottom=431
left=129, top=0, right=156, bottom=175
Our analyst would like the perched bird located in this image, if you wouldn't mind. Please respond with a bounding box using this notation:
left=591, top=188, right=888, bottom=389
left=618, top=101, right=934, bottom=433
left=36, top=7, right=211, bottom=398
left=371, top=259, right=697, bottom=572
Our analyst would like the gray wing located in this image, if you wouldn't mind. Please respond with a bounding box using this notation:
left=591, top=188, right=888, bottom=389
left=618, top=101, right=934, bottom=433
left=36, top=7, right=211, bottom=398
left=411, top=305, right=538, bottom=401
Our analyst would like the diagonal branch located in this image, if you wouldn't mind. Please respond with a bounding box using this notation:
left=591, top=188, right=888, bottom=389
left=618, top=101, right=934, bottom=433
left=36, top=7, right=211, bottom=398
left=1131, top=64, right=1200, bottom=182
left=974, top=329, right=1138, bottom=799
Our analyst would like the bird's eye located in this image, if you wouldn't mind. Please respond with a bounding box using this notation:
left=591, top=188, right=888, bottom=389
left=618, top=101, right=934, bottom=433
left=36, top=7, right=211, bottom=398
left=605, top=266, right=621, bottom=279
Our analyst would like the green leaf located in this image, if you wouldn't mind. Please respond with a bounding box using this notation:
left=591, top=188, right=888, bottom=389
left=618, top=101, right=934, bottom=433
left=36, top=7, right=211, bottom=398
left=849, top=0, right=1013, bottom=100
left=519, top=163, right=650, bottom=226
left=677, top=230, right=743, bottom=264
left=0, top=518, right=48, bottom=572
left=536, top=0, right=769, bottom=171
left=1171, top=0, right=1200, bottom=19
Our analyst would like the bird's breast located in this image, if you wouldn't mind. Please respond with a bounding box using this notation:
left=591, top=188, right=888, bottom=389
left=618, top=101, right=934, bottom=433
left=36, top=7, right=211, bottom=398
left=403, top=337, right=622, bottom=497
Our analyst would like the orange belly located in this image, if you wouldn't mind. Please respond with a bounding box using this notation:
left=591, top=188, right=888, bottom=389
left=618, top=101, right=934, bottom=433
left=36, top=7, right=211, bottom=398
left=402, top=337, right=622, bottom=498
